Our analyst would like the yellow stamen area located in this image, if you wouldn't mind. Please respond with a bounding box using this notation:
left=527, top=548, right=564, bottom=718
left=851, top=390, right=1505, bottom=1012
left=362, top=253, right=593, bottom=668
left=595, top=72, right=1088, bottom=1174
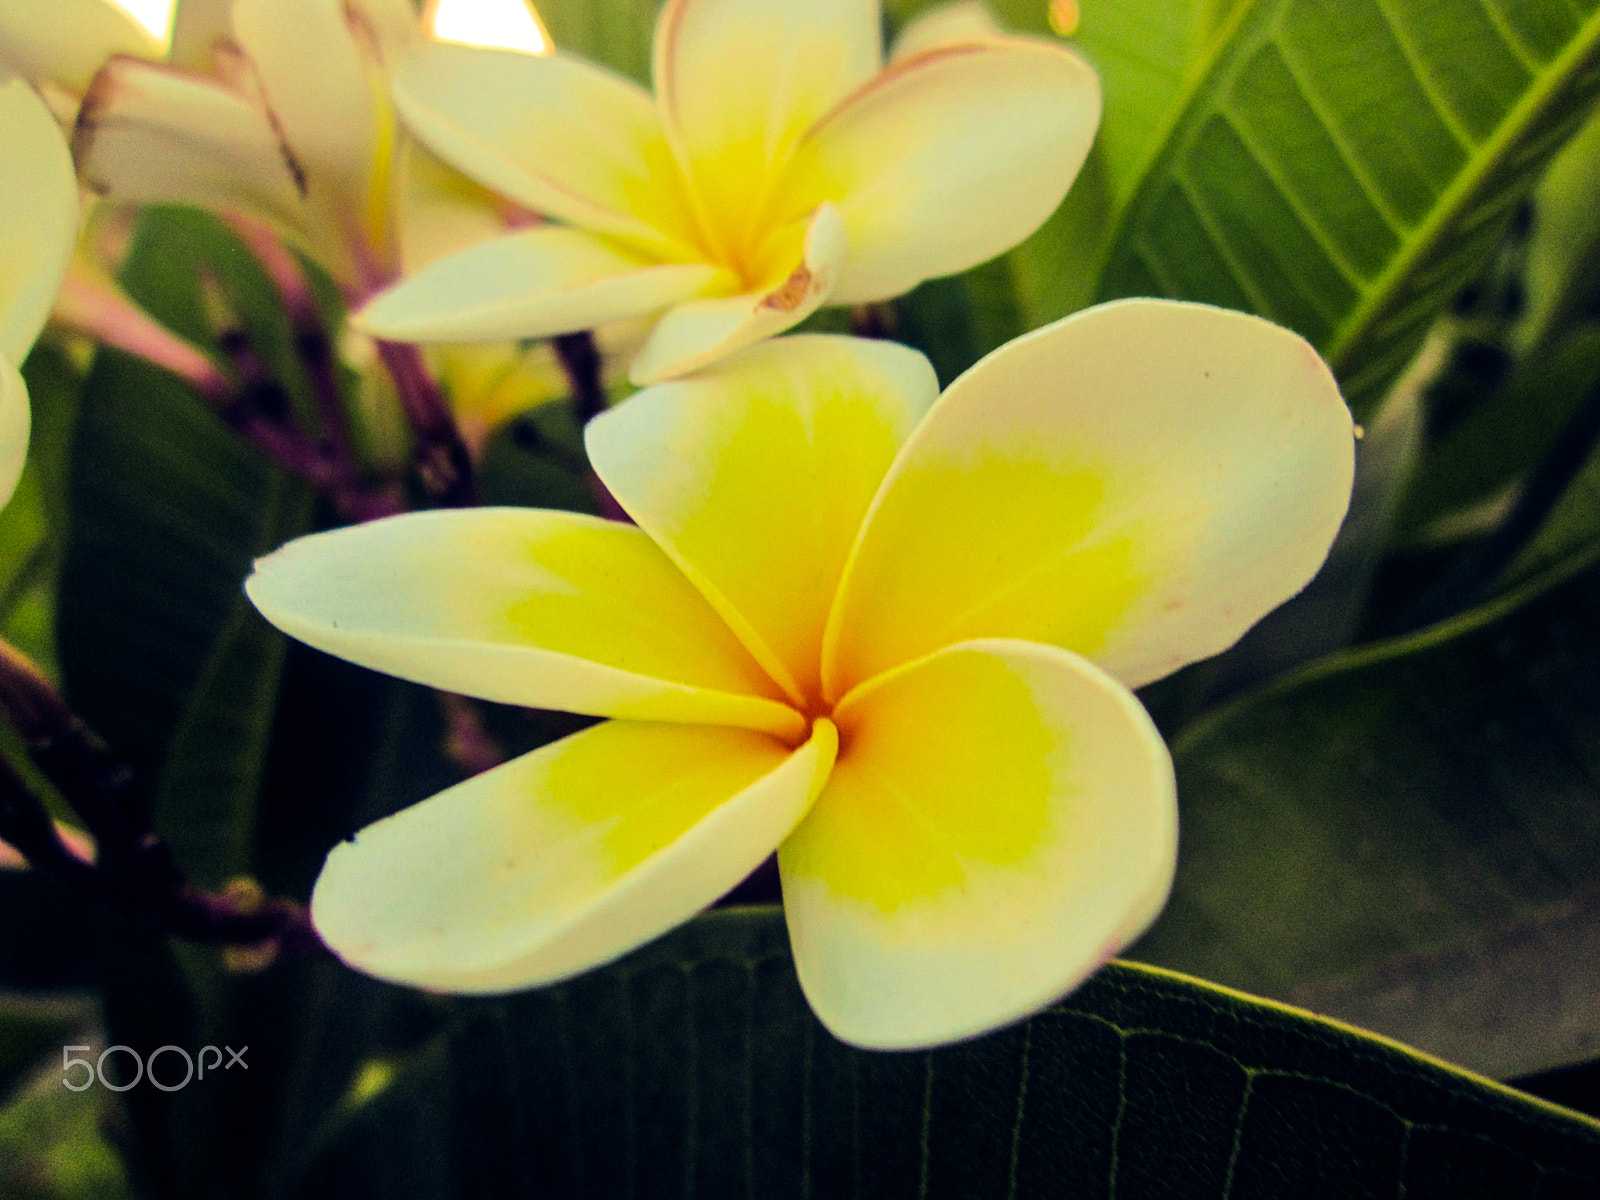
left=783, top=650, right=1059, bottom=912
left=497, top=523, right=786, bottom=703
left=827, top=457, right=1145, bottom=697
left=538, top=722, right=796, bottom=877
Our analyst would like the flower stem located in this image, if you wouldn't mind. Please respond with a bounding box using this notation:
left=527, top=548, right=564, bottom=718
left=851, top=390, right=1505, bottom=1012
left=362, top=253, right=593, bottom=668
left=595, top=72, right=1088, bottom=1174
left=53, top=269, right=233, bottom=402
left=553, top=330, right=630, bottom=521
left=376, top=339, right=480, bottom=507
left=0, top=638, right=325, bottom=957
left=226, top=216, right=353, bottom=463
left=210, top=319, right=405, bottom=521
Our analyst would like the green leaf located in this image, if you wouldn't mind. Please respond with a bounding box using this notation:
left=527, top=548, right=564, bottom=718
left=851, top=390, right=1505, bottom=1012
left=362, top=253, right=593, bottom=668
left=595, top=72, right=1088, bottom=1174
left=532, top=0, right=660, bottom=82
left=0, top=1055, right=134, bottom=1200
left=894, top=256, right=1030, bottom=386
left=1497, top=395, right=1600, bottom=590
left=1397, top=329, right=1600, bottom=541
left=58, top=211, right=310, bottom=800
left=1041, top=0, right=1600, bottom=420
left=1132, top=563, right=1600, bottom=1081
left=0, top=995, right=92, bottom=1106
left=1516, top=105, right=1600, bottom=357
left=150, top=473, right=310, bottom=890
left=294, top=908, right=1600, bottom=1199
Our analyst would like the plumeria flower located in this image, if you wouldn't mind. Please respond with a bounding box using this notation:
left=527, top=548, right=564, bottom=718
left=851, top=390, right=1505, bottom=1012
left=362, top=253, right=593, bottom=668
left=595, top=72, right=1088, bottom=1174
left=0, top=74, right=77, bottom=506
left=56, top=0, right=421, bottom=298
left=247, top=300, right=1354, bottom=1049
left=354, top=0, right=1101, bottom=384
left=1, top=0, right=547, bottom=302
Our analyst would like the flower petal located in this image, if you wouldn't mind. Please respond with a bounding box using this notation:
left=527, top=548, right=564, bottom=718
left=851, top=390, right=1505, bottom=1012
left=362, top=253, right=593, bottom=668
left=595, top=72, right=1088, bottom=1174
left=0, top=357, right=33, bottom=510
left=0, top=0, right=162, bottom=94
left=246, top=508, right=804, bottom=738
left=588, top=333, right=937, bottom=707
left=168, top=0, right=235, bottom=72
left=887, top=0, right=1006, bottom=62
left=231, top=0, right=405, bottom=249
left=823, top=300, right=1356, bottom=699
left=73, top=58, right=306, bottom=234
left=780, top=639, right=1175, bottom=1049
left=781, top=37, right=1099, bottom=304
left=652, top=0, right=879, bottom=260
left=0, top=76, right=76, bottom=364
left=313, top=717, right=837, bottom=991
left=356, top=224, right=721, bottom=343
left=625, top=201, right=846, bottom=384
left=392, top=41, right=697, bottom=257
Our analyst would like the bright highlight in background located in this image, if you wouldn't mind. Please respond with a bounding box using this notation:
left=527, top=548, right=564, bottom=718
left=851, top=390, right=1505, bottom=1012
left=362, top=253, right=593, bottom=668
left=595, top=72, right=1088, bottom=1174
left=425, top=0, right=551, bottom=53
left=110, top=0, right=175, bottom=42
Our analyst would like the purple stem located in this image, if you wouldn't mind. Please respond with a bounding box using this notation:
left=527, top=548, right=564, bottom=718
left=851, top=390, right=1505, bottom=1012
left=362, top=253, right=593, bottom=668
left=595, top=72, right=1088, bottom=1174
left=0, top=639, right=327, bottom=956
left=376, top=340, right=480, bottom=507
left=552, top=331, right=631, bottom=522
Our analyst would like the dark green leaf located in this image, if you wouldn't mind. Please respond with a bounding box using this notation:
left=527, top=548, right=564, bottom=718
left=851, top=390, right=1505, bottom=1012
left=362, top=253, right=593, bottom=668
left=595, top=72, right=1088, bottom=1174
left=1133, top=563, right=1600, bottom=1080
left=0, top=1056, right=133, bottom=1200
left=1054, top=0, right=1600, bottom=420
left=1398, top=329, right=1600, bottom=541
left=294, top=908, right=1600, bottom=1199
left=532, top=0, right=660, bottom=82
left=1517, top=106, right=1600, bottom=356
left=894, top=256, right=1030, bottom=386
left=0, top=995, right=92, bottom=1106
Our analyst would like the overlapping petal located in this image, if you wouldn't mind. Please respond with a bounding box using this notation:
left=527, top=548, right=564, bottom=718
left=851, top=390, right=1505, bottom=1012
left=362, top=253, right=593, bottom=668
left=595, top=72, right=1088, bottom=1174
left=823, top=299, right=1356, bottom=698
left=588, top=333, right=937, bottom=705
left=314, top=717, right=837, bottom=991
left=232, top=0, right=400, bottom=232
left=624, top=202, right=846, bottom=384
left=887, top=0, right=1005, bottom=62
left=245, top=508, right=803, bottom=737
left=780, top=639, right=1175, bottom=1049
left=357, top=225, right=722, bottom=343
left=0, top=0, right=162, bottom=95
left=653, top=0, right=879, bottom=257
left=0, top=75, right=77, bottom=364
left=168, top=0, right=236, bottom=72
left=391, top=41, right=697, bottom=257
left=370, top=0, right=1101, bottom=380
left=73, top=58, right=306, bottom=235
left=779, top=37, right=1099, bottom=304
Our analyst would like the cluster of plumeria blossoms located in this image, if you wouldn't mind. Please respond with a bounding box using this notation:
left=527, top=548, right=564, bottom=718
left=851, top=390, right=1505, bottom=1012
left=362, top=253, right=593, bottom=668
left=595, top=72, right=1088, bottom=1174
left=0, top=71, right=76, bottom=509
left=354, top=0, right=1100, bottom=383
left=248, top=304, right=1356, bottom=1049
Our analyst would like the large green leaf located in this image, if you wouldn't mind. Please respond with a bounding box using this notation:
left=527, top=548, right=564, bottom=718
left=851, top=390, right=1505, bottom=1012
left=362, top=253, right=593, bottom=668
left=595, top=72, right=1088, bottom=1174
left=1132, top=561, right=1600, bottom=1081
left=1024, top=0, right=1600, bottom=420
left=293, top=908, right=1600, bottom=1199
left=532, top=0, right=659, bottom=81
left=58, top=209, right=311, bottom=806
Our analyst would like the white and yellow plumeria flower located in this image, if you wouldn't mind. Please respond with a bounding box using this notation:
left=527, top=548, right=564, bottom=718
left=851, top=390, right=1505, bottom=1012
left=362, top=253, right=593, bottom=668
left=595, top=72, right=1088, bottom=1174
left=246, top=300, right=1354, bottom=1048
left=0, top=74, right=77, bottom=506
left=57, top=0, right=420, bottom=297
left=355, top=0, right=1101, bottom=385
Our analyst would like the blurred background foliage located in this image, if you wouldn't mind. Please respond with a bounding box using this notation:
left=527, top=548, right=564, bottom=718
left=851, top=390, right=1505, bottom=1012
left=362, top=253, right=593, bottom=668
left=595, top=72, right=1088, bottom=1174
left=6, top=0, right=1600, bottom=1194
